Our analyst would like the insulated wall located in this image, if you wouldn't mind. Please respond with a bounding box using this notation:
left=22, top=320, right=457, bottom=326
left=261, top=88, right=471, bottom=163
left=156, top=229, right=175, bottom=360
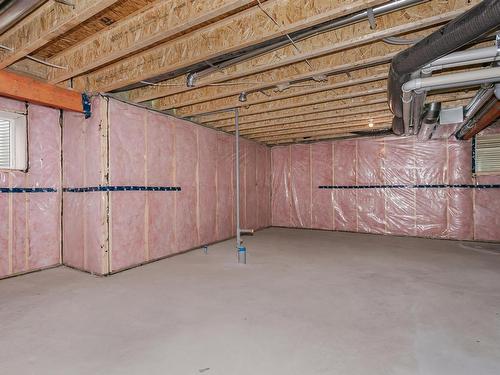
left=0, top=97, right=61, bottom=279
left=271, top=134, right=500, bottom=242
left=63, top=97, right=271, bottom=275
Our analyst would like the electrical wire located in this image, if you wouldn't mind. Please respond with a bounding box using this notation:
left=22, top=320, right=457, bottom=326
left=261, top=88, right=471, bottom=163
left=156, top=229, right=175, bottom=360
left=255, top=0, right=314, bottom=71
left=0, top=44, right=68, bottom=69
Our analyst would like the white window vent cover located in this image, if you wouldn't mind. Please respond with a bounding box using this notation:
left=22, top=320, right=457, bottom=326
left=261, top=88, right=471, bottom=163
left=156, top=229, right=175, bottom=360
left=476, top=134, right=500, bottom=174
left=0, top=118, right=11, bottom=169
left=0, top=111, right=27, bottom=171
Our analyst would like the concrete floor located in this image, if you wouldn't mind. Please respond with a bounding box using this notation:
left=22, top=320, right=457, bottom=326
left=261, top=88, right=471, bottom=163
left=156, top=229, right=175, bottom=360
left=1, top=228, right=500, bottom=375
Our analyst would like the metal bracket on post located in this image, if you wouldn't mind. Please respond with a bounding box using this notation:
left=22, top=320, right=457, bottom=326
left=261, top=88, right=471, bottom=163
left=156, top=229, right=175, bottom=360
left=366, top=8, right=376, bottom=30
left=82, top=93, right=92, bottom=119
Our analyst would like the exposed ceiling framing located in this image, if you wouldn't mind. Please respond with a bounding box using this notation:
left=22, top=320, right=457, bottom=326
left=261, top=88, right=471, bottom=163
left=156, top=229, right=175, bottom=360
left=0, top=0, right=488, bottom=145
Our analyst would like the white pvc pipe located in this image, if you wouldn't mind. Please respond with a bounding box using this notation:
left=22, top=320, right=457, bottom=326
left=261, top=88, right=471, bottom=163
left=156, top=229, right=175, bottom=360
left=402, top=67, right=500, bottom=132
left=422, top=47, right=500, bottom=73
left=403, top=66, right=500, bottom=93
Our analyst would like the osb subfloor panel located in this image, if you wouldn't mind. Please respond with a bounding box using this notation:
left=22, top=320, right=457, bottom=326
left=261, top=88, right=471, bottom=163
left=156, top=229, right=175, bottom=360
left=1, top=228, right=500, bottom=375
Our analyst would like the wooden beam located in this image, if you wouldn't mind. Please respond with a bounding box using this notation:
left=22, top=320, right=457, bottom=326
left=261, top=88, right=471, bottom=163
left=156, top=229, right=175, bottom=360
left=238, top=108, right=391, bottom=134
left=46, top=0, right=257, bottom=84
left=150, top=4, right=470, bottom=109
left=201, top=93, right=389, bottom=125
left=129, top=1, right=476, bottom=105
left=72, top=0, right=387, bottom=92
left=177, top=70, right=388, bottom=117
left=0, top=0, right=119, bottom=70
left=194, top=81, right=388, bottom=124
left=247, top=116, right=392, bottom=139
left=257, top=122, right=390, bottom=143
left=198, top=89, right=476, bottom=126
left=243, top=113, right=392, bottom=137
left=169, top=47, right=396, bottom=117
left=0, top=70, right=83, bottom=113
left=270, top=133, right=356, bottom=145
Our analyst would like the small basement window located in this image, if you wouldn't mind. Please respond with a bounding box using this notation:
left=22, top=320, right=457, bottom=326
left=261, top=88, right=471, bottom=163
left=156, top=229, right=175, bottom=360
left=475, top=133, right=500, bottom=175
left=0, top=111, right=27, bottom=171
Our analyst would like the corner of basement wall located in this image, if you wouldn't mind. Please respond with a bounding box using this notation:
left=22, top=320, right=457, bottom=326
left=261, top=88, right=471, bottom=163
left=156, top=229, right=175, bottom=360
left=62, top=96, right=273, bottom=275
left=62, top=95, right=110, bottom=276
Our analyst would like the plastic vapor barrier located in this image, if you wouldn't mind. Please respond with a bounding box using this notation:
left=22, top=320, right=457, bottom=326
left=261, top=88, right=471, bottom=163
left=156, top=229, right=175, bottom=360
left=63, top=96, right=271, bottom=275
left=0, top=97, right=61, bottom=279
left=271, top=131, right=500, bottom=242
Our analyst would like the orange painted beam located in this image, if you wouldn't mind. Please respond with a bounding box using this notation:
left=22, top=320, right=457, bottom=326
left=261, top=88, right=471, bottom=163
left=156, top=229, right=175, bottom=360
left=0, top=70, right=84, bottom=113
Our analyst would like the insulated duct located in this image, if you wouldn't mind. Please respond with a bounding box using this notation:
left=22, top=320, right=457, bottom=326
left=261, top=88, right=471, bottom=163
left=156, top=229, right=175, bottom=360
left=0, top=0, right=44, bottom=34
left=387, top=0, right=500, bottom=135
left=417, top=102, right=441, bottom=140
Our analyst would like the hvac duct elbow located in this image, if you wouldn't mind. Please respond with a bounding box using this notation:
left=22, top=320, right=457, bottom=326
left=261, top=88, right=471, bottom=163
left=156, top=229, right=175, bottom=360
left=387, top=0, right=500, bottom=132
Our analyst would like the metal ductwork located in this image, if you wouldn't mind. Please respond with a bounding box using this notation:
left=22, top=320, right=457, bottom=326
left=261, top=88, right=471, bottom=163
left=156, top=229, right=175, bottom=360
left=387, top=0, right=500, bottom=135
left=456, top=96, right=500, bottom=140
left=417, top=102, right=441, bottom=140
left=0, top=0, right=44, bottom=35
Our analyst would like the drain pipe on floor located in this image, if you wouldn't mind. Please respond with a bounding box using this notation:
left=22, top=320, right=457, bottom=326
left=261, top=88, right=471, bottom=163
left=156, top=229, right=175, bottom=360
left=234, top=108, right=246, bottom=264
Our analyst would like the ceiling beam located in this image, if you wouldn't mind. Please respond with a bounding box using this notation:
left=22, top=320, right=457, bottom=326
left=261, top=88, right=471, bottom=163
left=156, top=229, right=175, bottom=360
left=238, top=108, right=391, bottom=134
left=197, top=89, right=476, bottom=126
left=164, top=46, right=398, bottom=116
left=180, top=69, right=388, bottom=118
left=0, top=0, right=119, bottom=70
left=149, top=4, right=470, bottom=110
left=71, top=0, right=387, bottom=92
left=243, top=112, right=392, bottom=137
left=45, top=0, right=257, bottom=84
left=0, top=70, right=84, bottom=113
left=257, top=122, right=390, bottom=143
left=194, top=81, right=388, bottom=124
left=201, top=93, right=389, bottom=125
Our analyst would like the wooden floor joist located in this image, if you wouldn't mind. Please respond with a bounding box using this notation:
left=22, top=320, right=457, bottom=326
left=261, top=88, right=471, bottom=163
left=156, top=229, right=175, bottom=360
left=0, top=70, right=84, bottom=113
left=243, top=113, right=392, bottom=137
left=197, top=93, right=389, bottom=125
left=239, top=109, right=392, bottom=134
left=71, top=0, right=387, bottom=93
left=0, top=0, right=120, bottom=70
left=45, top=0, right=257, bottom=84
left=148, top=4, right=471, bottom=110
left=0, top=0, right=484, bottom=145
left=258, top=122, right=391, bottom=143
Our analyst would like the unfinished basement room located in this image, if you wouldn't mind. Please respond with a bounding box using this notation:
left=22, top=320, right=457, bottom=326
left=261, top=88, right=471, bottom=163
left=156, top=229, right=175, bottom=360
left=0, top=0, right=500, bottom=374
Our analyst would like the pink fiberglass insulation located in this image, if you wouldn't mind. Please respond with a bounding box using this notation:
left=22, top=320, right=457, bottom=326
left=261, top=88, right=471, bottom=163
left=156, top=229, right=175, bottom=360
left=271, top=146, right=291, bottom=227
left=311, top=142, right=333, bottom=230
left=62, top=96, right=107, bottom=275
left=0, top=99, right=61, bottom=279
left=217, top=132, right=235, bottom=240
left=290, top=144, right=311, bottom=228
left=270, top=134, right=500, bottom=242
left=62, top=97, right=271, bottom=275
left=245, top=140, right=258, bottom=231
left=174, top=119, right=199, bottom=253
left=257, top=143, right=271, bottom=229
left=146, top=111, right=176, bottom=260
left=198, top=126, right=218, bottom=245
left=108, top=98, right=271, bottom=272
